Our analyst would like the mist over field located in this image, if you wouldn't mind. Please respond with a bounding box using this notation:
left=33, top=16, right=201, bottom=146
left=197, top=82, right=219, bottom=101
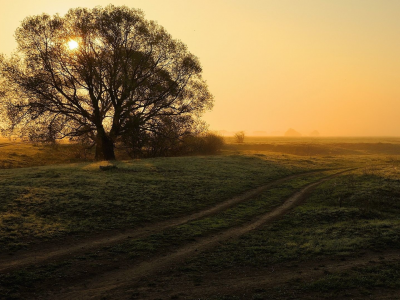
left=2, top=1, right=400, bottom=137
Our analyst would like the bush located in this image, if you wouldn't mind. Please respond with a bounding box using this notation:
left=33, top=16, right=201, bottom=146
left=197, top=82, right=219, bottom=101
left=119, top=131, right=224, bottom=158
left=201, top=132, right=225, bottom=154
left=181, top=132, right=225, bottom=155
left=234, top=131, right=245, bottom=143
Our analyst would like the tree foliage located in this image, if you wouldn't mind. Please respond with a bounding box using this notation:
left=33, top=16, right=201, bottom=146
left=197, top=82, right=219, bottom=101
left=0, top=5, right=213, bottom=159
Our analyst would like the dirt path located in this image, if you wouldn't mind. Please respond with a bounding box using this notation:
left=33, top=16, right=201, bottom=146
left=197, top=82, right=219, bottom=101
left=51, top=169, right=352, bottom=300
left=0, top=170, right=327, bottom=273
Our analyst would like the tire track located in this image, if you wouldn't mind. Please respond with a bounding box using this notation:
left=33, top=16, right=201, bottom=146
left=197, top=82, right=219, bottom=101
left=0, top=169, right=328, bottom=273
left=53, top=169, right=353, bottom=300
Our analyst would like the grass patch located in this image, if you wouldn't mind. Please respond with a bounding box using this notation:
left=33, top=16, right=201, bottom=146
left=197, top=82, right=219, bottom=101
left=107, top=171, right=332, bottom=259
left=303, top=261, right=400, bottom=297
left=0, top=155, right=309, bottom=251
left=244, top=261, right=400, bottom=300
left=3, top=139, right=400, bottom=298
left=0, top=261, right=72, bottom=299
left=0, top=171, right=332, bottom=297
left=173, top=164, right=400, bottom=299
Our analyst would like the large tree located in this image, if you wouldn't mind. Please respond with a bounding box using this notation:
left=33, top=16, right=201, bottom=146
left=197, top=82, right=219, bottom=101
left=0, top=5, right=213, bottom=160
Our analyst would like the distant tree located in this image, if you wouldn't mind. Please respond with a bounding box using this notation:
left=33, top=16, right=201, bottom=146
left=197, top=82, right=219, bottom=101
left=284, top=128, right=301, bottom=137
left=0, top=5, right=213, bottom=160
left=234, top=131, right=245, bottom=143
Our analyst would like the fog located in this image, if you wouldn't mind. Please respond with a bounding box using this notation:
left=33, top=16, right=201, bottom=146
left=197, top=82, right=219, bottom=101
left=1, top=0, right=400, bottom=136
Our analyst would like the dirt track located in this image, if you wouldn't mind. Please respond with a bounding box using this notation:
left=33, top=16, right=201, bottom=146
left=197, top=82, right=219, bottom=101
left=48, top=169, right=352, bottom=299
left=0, top=170, right=326, bottom=273
left=5, top=168, right=390, bottom=300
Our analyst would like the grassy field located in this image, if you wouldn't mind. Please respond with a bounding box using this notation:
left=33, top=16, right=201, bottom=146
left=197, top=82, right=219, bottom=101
left=180, top=166, right=400, bottom=298
left=0, top=155, right=301, bottom=252
left=0, top=138, right=400, bottom=299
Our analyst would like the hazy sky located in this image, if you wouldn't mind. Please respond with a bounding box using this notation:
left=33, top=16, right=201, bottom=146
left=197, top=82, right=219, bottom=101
left=1, top=0, right=400, bottom=136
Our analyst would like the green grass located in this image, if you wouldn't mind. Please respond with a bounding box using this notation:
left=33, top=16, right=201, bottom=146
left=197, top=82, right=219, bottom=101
left=0, top=261, right=73, bottom=300
left=302, top=261, right=400, bottom=298
left=217, top=260, right=400, bottom=300
left=105, top=171, right=333, bottom=258
left=0, top=171, right=333, bottom=298
left=176, top=164, right=400, bottom=299
left=0, top=154, right=314, bottom=252
left=2, top=140, right=400, bottom=298
left=187, top=165, right=400, bottom=264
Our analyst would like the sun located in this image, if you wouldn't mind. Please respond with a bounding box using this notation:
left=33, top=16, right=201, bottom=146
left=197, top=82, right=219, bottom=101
left=67, top=40, right=79, bottom=50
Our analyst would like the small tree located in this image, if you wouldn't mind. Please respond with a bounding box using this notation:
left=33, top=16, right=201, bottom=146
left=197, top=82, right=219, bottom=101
left=0, top=5, right=213, bottom=160
left=234, top=131, right=245, bottom=143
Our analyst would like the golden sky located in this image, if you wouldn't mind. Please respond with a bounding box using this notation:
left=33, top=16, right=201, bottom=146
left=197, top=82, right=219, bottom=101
left=1, top=0, right=400, bottom=136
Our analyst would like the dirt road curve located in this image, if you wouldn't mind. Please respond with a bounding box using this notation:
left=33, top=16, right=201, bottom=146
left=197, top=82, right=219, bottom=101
left=0, top=170, right=326, bottom=273
left=52, top=169, right=352, bottom=300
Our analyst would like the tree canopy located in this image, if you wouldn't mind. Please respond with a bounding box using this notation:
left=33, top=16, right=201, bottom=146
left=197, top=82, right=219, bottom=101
left=0, top=5, right=213, bottom=159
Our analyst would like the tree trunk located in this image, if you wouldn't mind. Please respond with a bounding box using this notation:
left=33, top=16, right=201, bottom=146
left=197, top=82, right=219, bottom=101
left=95, top=131, right=116, bottom=160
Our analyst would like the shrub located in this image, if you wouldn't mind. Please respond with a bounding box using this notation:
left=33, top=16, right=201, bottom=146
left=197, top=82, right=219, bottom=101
left=234, top=131, right=245, bottom=143
left=180, top=132, right=225, bottom=155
